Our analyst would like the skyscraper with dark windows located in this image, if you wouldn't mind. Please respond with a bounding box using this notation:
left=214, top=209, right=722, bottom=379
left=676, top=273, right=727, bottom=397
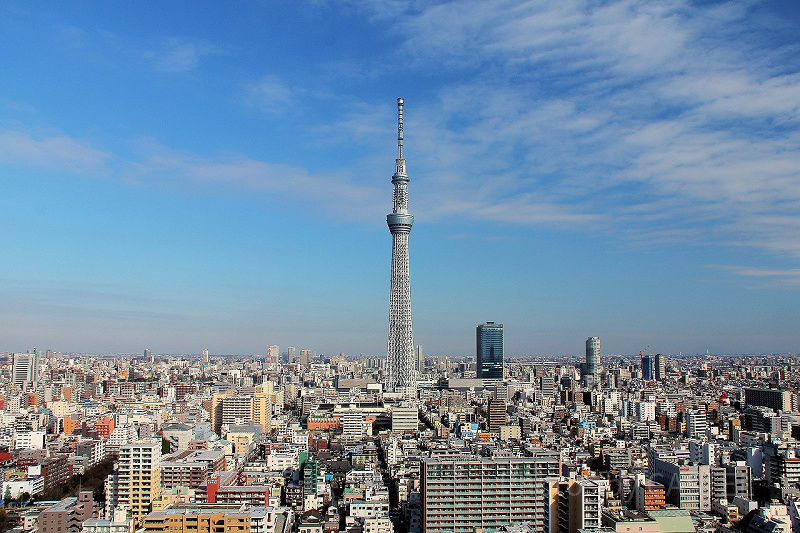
left=654, top=353, right=665, bottom=381
left=641, top=354, right=654, bottom=380
left=584, top=336, right=600, bottom=387
left=476, top=322, right=503, bottom=379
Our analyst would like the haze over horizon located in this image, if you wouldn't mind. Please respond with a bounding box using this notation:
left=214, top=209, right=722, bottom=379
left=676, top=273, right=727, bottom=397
left=2, top=1, right=800, bottom=357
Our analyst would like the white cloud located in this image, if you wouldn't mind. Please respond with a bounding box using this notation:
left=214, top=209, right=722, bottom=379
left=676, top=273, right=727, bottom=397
left=0, top=130, right=110, bottom=175
left=243, top=76, right=296, bottom=114
left=144, top=37, right=226, bottom=72
left=711, top=265, right=800, bottom=288
left=342, top=0, right=800, bottom=259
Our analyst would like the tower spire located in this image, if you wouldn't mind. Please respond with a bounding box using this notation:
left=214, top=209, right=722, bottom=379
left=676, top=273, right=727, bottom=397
left=397, top=97, right=404, bottom=160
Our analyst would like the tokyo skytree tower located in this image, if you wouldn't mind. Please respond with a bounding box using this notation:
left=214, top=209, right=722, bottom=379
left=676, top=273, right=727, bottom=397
left=386, top=98, right=416, bottom=397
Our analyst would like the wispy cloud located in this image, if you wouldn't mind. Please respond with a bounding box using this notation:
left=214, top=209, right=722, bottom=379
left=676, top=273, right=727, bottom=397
left=242, top=76, right=297, bottom=114
left=0, top=130, right=110, bottom=175
left=338, top=0, right=800, bottom=258
left=710, top=265, right=800, bottom=289
left=143, top=37, right=226, bottom=72
left=121, top=138, right=386, bottom=221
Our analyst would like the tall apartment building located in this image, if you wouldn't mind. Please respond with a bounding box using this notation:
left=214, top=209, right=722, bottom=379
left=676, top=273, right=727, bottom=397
left=421, top=453, right=560, bottom=533
left=487, top=399, right=508, bottom=432
left=252, top=390, right=273, bottom=431
left=116, top=441, right=162, bottom=520
left=551, top=478, right=602, bottom=533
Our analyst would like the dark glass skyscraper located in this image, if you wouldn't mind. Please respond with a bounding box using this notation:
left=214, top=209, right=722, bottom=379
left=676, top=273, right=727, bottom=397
left=641, top=354, right=654, bottom=380
left=476, top=322, right=504, bottom=379
left=584, top=336, right=600, bottom=387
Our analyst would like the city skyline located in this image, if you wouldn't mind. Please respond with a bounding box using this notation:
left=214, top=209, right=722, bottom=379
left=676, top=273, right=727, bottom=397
left=2, top=2, right=800, bottom=357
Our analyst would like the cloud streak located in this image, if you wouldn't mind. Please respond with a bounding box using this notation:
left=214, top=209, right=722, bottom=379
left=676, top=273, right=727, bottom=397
left=335, top=0, right=800, bottom=259
left=143, top=37, right=227, bottom=72
left=0, top=130, right=111, bottom=175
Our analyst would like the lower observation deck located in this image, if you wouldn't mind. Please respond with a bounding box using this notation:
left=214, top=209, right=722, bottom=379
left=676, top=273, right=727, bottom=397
left=387, top=213, right=414, bottom=233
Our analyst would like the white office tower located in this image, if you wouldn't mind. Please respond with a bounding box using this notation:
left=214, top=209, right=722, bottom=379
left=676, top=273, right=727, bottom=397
left=385, top=98, right=416, bottom=398
left=202, top=348, right=209, bottom=365
left=12, top=350, right=39, bottom=390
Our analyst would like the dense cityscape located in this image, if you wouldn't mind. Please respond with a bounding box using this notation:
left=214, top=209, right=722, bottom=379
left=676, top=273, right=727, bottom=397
left=1, top=99, right=799, bottom=533
left=1, top=344, right=799, bottom=533
left=3, top=3, right=800, bottom=533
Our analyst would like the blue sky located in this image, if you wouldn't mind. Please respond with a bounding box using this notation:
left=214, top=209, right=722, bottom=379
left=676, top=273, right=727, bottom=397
left=1, top=0, right=799, bottom=357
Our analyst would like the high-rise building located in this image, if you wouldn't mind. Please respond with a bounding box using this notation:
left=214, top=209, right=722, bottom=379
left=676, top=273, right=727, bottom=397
left=487, top=398, right=508, bottom=431
left=584, top=336, right=600, bottom=387
left=551, top=478, right=602, bottom=533
left=266, top=345, right=279, bottom=371
left=202, top=348, right=209, bottom=365
left=299, top=349, right=312, bottom=366
left=144, top=349, right=152, bottom=363
left=116, top=441, right=162, bottom=520
left=654, top=353, right=665, bottom=381
left=641, top=354, right=654, bottom=380
left=385, top=98, right=416, bottom=397
left=476, top=322, right=503, bottom=380
left=421, top=453, right=560, bottom=533
left=220, top=395, right=254, bottom=429
left=287, top=346, right=296, bottom=364
left=12, top=350, right=39, bottom=389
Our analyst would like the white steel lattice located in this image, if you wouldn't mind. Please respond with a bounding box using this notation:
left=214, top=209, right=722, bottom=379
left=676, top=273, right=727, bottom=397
left=386, top=98, right=416, bottom=397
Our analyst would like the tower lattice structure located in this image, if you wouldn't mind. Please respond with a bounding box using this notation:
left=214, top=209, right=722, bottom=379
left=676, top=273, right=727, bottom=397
left=386, top=97, right=415, bottom=397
